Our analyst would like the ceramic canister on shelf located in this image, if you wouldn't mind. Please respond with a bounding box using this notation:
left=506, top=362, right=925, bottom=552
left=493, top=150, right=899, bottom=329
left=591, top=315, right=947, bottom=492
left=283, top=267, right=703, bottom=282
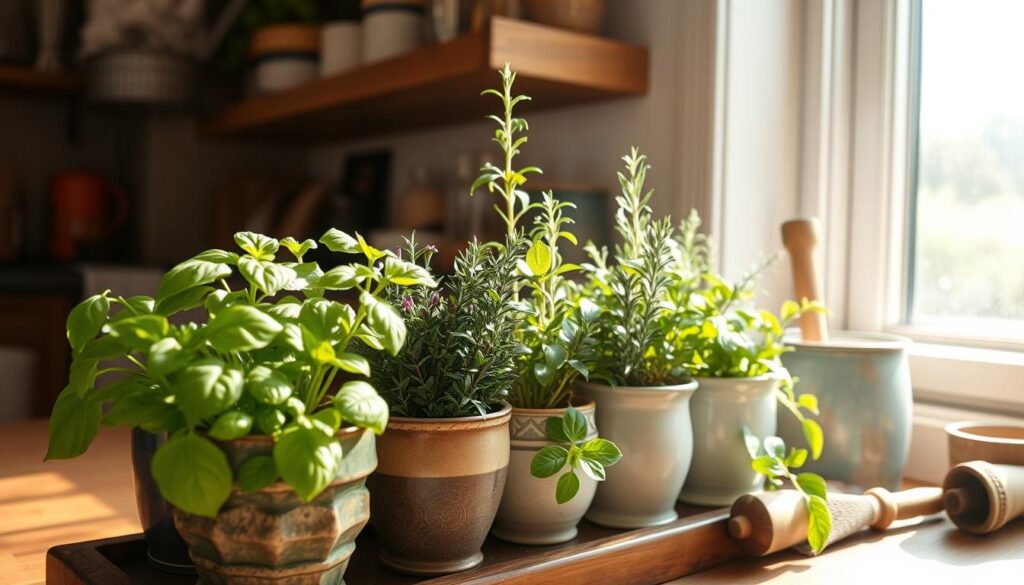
left=777, top=331, right=913, bottom=491
left=248, top=24, right=320, bottom=95
left=321, top=21, right=362, bottom=76
left=362, top=0, right=425, bottom=64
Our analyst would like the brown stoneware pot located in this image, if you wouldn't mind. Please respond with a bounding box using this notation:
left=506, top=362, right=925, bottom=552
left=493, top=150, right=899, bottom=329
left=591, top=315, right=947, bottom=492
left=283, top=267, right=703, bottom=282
left=174, top=427, right=376, bottom=585
left=369, top=404, right=512, bottom=576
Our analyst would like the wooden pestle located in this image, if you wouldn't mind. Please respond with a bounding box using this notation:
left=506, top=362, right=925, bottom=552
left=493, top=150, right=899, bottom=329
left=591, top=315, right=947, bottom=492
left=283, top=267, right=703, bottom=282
left=728, top=486, right=944, bottom=557
left=781, top=218, right=828, bottom=342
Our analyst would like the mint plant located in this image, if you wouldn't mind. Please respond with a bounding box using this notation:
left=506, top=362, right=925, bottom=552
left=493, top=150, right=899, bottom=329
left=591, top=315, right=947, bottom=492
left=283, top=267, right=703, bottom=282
left=47, top=230, right=432, bottom=518
left=743, top=429, right=833, bottom=554
left=530, top=407, right=622, bottom=504
left=365, top=236, right=524, bottom=418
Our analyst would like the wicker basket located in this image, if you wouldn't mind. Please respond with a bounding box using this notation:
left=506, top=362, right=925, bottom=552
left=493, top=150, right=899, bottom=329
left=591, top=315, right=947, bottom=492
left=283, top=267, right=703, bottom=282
left=85, top=50, right=195, bottom=106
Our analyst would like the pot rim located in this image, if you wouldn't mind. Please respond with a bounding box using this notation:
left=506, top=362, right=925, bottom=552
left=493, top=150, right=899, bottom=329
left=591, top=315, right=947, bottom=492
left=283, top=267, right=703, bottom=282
left=693, top=373, right=778, bottom=383
left=510, top=398, right=596, bottom=417
left=576, top=379, right=698, bottom=394
left=211, top=425, right=366, bottom=445
left=945, top=421, right=1024, bottom=445
left=387, top=402, right=513, bottom=429
left=783, top=329, right=912, bottom=352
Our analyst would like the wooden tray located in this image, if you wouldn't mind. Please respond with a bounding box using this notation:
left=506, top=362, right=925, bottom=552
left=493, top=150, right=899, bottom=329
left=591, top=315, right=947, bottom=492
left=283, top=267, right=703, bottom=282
left=47, top=504, right=740, bottom=585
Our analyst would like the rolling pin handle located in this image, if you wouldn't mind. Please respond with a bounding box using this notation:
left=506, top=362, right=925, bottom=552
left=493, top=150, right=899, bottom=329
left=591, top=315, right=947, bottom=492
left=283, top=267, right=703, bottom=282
left=728, top=515, right=753, bottom=540
left=866, top=486, right=945, bottom=530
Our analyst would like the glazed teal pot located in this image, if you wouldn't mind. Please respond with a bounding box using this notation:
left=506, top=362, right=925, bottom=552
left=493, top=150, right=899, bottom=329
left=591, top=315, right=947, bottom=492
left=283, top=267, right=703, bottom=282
left=575, top=380, right=697, bottom=528
left=778, top=331, right=912, bottom=490
left=678, top=376, right=778, bottom=506
left=174, top=428, right=376, bottom=585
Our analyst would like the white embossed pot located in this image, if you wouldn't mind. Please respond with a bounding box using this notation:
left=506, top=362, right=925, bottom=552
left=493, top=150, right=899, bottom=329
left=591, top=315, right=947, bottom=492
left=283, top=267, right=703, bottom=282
left=678, top=375, right=778, bottom=506
left=491, top=401, right=598, bottom=545
left=574, top=380, right=697, bottom=528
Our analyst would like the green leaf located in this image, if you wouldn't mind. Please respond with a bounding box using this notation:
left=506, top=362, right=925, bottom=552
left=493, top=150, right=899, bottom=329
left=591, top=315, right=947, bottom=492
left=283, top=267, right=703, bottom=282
left=802, top=418, right=824, bottom=460
left=155, top=285, right=214, bottom=316
left=45, top=387, right=101, bottom=460
left=333, top=381, right=389, bottom=435
left=234, top=232, right=279, bottom=261
left=578, top=458, right=606, bottom=481
left=580, top=438, right=622, bottom=466
left=312, top=408, right=343, bottom=432
left=319, top=228, right=361, bottom=253
left=562, top=407, right=588, bottom=443
left=530, top=445, right=569, bottom=478
left=797, top=471, right=828, bottom=502
left=192, top=249, right=239, bottom=264
left=273, top=425, right=342, bottom=502
left=318, top=265, right=362, bottom=290
left=156, top=259, right=232, bottom=300
left=797, top=393, right=819, bottom=415
left=151, top=433, right=232, bottom=518
left=781, top=299, right=801, bottom=323
left=525, top=240, right=552, bottom=276
left=246, top=366, right=293, bottom=405
left=578, top=298, right=600, bottom=322
left=209, top=410, right=254, bottom=441
left=280, top=237, right=317, bottom=260
left=567, top=359, right=589, bottom=379
left=238, top=256, right=297, bottom=297
left=171, top=358, right=244, bottom=424
left=764, top=436, right=786, bottom=459
left=543, top=344, right=568, bottom=369
left=238, top=455, right=278, bottom=492
left=204, top=305, right=283, bottom=353
left=806, top=494, right=832, bottom=554
left=66, top=293, right=110, bottom=352
left=256, top=408, right=287, bottom=434
left=545, top=415, right=570, bottom=443
left=77, top=335, right=125, bottom=363
left=556, top=470, right=580, bottom=504
left=356, top=233, right=386, bottom=262
left=105, top=314, right=170, bottom=350
left=334, top=352, right=370, bottom=376
left=361, top=291, right=406, bottom=356
left=741, top=426, right=762, bottom=459
left=299, top=298, right=344, bottom=342
left=383, top=256, right=437, bottom=287
left=101, top=388, right=179, bottom=431
left=751, top=455, right=786, bottom=477
left=148, top=337, right=188, bottom=376
left=785, top=447, right=809, bottom=469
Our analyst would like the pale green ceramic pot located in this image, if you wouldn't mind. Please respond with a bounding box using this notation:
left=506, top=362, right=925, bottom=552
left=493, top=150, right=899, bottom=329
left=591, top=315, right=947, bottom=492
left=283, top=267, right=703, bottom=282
left=575, top=380, right=697, bottom=528
left=678, top=375, right=778, bottom=506
left=491, top=401, right=599, bottom=545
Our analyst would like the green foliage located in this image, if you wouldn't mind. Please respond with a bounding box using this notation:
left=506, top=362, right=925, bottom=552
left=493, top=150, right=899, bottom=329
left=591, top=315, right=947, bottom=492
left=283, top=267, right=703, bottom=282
left=580, top=148, right=681, bottom=386
left=366, top=236, right=524, bottom=418
left=530, top=407, right=622, bottom=504
left=743, top=428, right=833, bottom=554
left=47, top=230, right=431, bottom=517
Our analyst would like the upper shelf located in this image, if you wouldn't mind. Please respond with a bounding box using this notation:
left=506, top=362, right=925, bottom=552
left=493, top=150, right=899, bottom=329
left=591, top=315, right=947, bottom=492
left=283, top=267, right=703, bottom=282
left=201, top=17, right=649, bottom=142
left=0, top=64, right=81, bottom=97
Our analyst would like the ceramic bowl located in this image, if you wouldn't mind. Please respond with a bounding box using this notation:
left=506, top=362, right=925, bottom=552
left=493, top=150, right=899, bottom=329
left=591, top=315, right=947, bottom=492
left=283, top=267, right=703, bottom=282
left=946, top=421, right=1024, bottom=466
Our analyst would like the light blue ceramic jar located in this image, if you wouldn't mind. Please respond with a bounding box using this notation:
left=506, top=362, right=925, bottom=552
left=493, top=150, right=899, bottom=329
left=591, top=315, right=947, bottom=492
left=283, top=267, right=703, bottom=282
left=778, top=331, right=912, bottom=490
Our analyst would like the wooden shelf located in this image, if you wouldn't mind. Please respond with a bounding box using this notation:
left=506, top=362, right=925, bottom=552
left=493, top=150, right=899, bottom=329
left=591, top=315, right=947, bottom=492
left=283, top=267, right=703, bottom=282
left=201, top=17, right=649, bottom=142
left=0, top=64, right=81, bottom=97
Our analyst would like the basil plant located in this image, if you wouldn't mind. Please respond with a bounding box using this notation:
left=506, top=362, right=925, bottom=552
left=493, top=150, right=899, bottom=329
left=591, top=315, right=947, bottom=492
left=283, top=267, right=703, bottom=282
left=46, top=230, right=434, bottom=518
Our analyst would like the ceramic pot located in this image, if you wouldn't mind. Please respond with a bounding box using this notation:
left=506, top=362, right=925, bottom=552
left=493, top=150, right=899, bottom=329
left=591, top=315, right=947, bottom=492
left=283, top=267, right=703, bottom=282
left=174, top=428, right=376, bottom=585
left=362, top=0, right=425, bottom=64
left=370, top=405, right=511, bottom=576
left=575, top=380, right=697, bottom=528
left=678, top=376, right=778, bottom=506
left=778, top=331, right=912, bottom=490
left=491, top=401, right=598, bottom=545
left=130, top=429, right=195, bottom=575
left=320, top=21, right=361, bottom=77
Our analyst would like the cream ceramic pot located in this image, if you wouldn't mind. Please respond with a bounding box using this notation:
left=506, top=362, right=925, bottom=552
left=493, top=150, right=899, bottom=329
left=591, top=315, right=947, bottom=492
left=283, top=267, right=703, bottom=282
left=575, top=380, right=697, bottom=528
left=491, top=401, right=598, bottom=545
left=678, top=376, right=778, bottom=506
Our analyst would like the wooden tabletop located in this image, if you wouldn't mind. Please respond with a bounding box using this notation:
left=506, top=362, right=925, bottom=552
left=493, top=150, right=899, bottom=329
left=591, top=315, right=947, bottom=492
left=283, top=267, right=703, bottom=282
left=2, top=419, right=1022, bottom=585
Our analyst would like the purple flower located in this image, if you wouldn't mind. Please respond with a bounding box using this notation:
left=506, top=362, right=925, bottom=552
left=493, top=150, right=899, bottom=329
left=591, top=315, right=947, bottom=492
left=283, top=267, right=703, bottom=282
left=428, top=291, right=441, bottom=309
left=424, top=244, right=439, bottom=253
left=401, top=295, right=415, bottom=312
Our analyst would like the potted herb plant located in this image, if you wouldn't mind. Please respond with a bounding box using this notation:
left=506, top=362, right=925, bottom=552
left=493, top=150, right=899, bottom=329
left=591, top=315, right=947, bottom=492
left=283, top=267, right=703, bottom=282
left=46, top=229, right=427, bottom=584
left=668, top=229, right=826, bottom=506
left=364, top=236, right=522, bottom=576
left=575, top=148, right=699, bottom=529
left=469, top=66, right=621, bottom=545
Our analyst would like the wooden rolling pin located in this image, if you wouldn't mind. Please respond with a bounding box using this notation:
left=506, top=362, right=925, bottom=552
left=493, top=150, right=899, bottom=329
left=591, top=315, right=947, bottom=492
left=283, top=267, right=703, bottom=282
left=944, top=461, right=1024, bottom=535
left=781, top=218, right=828, bottom=342
left=728, top=486, right=944, bottom=556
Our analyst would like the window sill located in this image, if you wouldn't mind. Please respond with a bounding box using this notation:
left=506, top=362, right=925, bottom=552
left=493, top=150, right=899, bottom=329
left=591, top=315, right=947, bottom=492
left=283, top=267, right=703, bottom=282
left=904, top=340, right=1024, bottom=415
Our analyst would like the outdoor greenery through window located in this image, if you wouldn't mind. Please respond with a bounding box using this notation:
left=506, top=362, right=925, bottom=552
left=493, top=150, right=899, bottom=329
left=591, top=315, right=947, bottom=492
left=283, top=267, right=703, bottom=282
left=909, top=0, right=1024, bottom=341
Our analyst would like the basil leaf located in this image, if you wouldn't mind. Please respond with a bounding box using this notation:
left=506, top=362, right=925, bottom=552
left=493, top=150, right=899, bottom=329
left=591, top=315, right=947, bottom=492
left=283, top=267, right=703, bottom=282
left=578, top=458, right=606, bottom=482
left=383, top=256, right=437, bottom=287
left=209, top=410, right=254, bottom=441
left=785, top=447, right=809, bottom=469
left=797, top=393, right=820, bottom=415
left=361, top=291, right=406, bottom=356
left=155, top=285, right=214, bottom=316
left=66, top=293, right=110, bottom=352
left=319, top=228, right=360, bottom=253
left=204, top=305, right=283, bottom=353
left=45, top=387, right=101, bottom=460
left=562, top=407, right=588, bottom=443
left=156, top=259, right=232, bottom=300
left=105, top=314, right=170, bottom=350
left=580, top=438, right=622, bottom=466
left=299, top=298, right=343, bottom=342
left=555, top=470, right=580, bottom=504
left=545, top=415, right=569, bottom=443
left=246, top=366, right=293, bottom=405
left=238, top=256, right=297, bottom=297
left=530, top=445, right=568, bottom=478
left=234, top=232, right=279, bottom=261
left=273, top=425, right=342, bottom=502
left=280, top=237, right=317, bottom=261
left=806, top=494, right=832, bottom=554
left=318, top=265, right=362, bottom=290
left=101, top=387, right=175, bottom=428
left=312, top=408, right=342, bottom=433
left=333, top=381, right=388, bottom=435
left=193, top=249, right=239, bottom=264
left=151, top=433, right=232, bottom=518
left=238, top=455, right=278, bottom=492
left=796, top=472, right=828, bottom=500
left=256, top=408, right=287, bottom=434
left=77, top=336, right=126, bottom=363
left=172, top=358, right=244, bottom=424
left=334, top=352, right=370, bottom=376
left=149, top=337, right=187, bottom=376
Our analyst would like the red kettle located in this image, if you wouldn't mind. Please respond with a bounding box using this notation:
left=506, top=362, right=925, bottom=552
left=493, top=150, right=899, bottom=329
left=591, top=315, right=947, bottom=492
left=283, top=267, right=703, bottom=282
left=50, top=171, right=129, bottom=260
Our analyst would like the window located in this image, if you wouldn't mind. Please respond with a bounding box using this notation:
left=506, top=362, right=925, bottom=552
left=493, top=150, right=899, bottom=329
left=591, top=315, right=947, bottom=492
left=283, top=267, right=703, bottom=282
left=907, top=0, right=1024, bottom=343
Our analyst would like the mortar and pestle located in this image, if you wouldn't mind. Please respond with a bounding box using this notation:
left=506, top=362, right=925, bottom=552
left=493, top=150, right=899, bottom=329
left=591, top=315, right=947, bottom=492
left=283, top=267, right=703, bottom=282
left=943, top=421, right=1024, bottom=534
left=777, top=218, right=913, bottom=490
